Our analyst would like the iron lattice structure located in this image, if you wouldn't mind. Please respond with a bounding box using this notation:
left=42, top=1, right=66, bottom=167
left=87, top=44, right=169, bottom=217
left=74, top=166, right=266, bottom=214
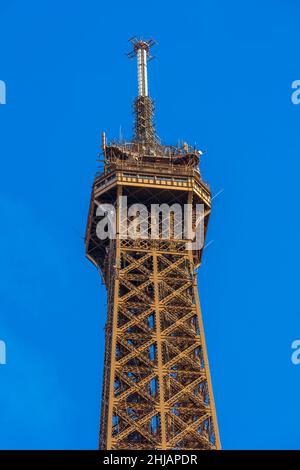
left=134, top=96, right=157, bottom=145
left=85, top=39, right=220, bottom=450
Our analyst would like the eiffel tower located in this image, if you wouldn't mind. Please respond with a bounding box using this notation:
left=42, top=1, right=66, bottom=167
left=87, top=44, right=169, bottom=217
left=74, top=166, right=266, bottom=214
left=85, top=38, right=220, bottom=450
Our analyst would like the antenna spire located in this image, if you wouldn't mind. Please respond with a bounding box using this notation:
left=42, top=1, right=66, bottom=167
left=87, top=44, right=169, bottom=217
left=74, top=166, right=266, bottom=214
left=128, top=37, right=157, bottom=146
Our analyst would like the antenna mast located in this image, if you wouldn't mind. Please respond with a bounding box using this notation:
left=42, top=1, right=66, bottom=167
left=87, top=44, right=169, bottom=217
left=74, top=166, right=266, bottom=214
left=128, top=37, right=157, bottom=146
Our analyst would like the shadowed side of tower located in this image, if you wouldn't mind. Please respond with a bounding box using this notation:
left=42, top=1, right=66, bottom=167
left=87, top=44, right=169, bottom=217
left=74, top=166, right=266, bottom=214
left=85, top=39, right=220, bottom=450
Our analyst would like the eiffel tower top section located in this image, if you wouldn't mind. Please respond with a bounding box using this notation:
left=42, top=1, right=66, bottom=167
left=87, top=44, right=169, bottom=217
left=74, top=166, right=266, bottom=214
left=99, top=37, right=206, bottom=180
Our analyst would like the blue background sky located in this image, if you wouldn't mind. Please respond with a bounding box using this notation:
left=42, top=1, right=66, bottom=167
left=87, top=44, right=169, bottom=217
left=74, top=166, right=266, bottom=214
left=0, top=0, right=300, bottom=450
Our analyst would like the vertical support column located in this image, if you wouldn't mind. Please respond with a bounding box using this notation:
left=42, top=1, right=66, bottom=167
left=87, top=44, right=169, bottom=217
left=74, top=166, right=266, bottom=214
left=153, top=249, right=167, bottom=449
left=106, top=185, right=122, bottom=450
left=187, top=191, right=221, bottom=449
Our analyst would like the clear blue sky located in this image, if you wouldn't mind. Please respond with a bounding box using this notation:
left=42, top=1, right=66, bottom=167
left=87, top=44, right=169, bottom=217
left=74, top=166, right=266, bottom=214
left=0, top=0, right=300, bottom=450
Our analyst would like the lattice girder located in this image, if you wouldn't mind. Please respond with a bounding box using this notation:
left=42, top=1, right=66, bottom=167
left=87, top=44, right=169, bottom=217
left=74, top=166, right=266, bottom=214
left=93, top=231, right=220, bottom=449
